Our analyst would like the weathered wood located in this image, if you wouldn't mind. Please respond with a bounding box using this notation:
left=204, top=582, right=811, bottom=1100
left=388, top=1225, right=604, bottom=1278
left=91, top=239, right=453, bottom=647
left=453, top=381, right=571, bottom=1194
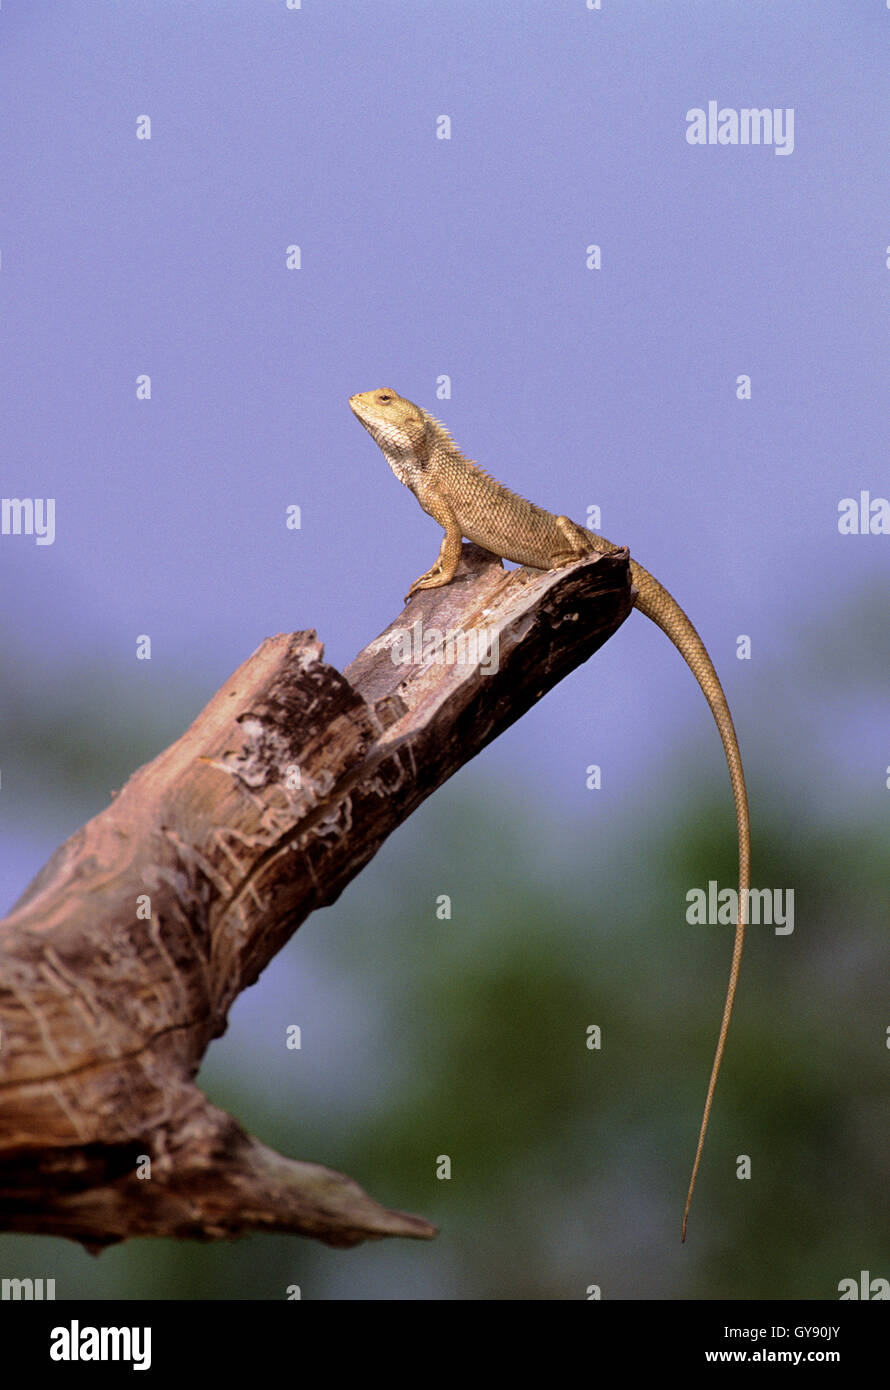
left=0, top=543, right=633, bottom=1249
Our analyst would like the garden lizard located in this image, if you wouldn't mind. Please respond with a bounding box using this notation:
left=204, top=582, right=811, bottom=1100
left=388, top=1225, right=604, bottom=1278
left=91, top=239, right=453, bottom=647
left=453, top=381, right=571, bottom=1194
left=349, top=387, right=750, bottom=1242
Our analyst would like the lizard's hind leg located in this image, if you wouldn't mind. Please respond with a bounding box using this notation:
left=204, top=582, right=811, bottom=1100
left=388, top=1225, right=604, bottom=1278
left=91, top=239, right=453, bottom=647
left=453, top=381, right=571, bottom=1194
left=551, top=516, right=596, bottom=567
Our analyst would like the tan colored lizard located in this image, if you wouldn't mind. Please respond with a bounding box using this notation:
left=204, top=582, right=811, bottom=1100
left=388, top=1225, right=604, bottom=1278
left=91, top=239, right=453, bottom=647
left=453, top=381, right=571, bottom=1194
left=349, top=387, right=750, bottom=1242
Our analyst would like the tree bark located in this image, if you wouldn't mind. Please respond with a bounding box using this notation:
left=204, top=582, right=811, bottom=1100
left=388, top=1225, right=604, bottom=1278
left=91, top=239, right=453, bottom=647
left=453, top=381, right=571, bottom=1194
left=0, top=543, right=633, bottom=1249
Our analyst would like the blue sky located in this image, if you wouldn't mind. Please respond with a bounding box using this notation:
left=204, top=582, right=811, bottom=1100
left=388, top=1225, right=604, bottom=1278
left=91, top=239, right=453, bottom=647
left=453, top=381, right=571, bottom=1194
left=3, top=1, right=886, bottom=910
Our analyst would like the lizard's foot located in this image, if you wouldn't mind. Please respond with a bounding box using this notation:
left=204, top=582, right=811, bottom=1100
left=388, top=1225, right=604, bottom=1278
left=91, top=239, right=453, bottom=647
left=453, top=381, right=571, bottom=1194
left=405, top=568, right=450, bottom=601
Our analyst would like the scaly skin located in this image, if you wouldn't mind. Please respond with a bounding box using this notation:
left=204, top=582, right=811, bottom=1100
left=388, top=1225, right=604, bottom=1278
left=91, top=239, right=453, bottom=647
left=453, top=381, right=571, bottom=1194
left=350, top=387, right=750, bottom=1241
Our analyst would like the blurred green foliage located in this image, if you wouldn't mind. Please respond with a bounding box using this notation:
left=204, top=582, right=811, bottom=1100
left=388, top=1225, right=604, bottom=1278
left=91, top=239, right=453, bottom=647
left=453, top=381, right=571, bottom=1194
left=1, top=613, right=888, bottom=1301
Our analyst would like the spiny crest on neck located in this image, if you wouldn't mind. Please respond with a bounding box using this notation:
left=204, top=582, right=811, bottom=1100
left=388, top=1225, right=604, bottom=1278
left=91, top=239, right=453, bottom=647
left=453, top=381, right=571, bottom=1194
left=421, top=405, right=540, bottom=510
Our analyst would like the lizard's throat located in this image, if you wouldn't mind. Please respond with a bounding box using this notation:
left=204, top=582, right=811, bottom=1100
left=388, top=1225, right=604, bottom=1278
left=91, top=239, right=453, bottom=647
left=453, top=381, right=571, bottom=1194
left=380, top=449, right=417, bottom=488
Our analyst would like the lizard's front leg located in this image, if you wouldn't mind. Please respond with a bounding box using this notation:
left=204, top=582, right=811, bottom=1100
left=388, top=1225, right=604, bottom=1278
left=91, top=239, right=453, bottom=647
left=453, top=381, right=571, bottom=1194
left=406, top=502, right=464, bottom=600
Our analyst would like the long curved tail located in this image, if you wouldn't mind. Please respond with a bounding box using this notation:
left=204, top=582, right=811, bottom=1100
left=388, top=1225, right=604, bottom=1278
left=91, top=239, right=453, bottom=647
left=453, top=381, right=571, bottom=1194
left=587, top=534, right=750, bottom=1241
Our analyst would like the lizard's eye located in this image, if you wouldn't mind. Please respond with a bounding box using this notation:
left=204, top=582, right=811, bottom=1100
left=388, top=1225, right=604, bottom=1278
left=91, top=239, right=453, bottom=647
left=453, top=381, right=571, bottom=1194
left=377, top=392, right=392, bottom=404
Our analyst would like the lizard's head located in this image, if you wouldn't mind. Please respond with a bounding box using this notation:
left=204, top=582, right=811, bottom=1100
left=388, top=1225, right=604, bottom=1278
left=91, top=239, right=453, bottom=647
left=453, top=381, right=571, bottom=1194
left=349, top=389, right=431, bottom=483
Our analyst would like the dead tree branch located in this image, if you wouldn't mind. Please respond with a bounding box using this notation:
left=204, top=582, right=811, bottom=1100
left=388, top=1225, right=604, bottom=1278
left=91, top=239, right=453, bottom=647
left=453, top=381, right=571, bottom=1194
left=0, top=543, right=633, bottom=1249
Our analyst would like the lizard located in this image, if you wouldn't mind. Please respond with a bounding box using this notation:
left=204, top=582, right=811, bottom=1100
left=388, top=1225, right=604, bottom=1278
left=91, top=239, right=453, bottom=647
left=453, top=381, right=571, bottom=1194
left=349, top=387, right=750, bottom=1242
